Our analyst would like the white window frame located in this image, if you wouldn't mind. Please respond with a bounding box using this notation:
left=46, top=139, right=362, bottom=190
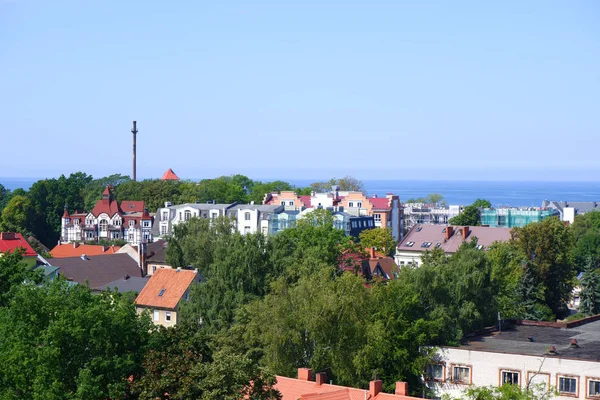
left=349, top=202, right=354, bottom=207
left=451, top=365, right=471, bottom=384
left=184, top=210, right=191, bottom=221
left=500, top=370, right=520, bottom=386
left=165, top=311, right=171, bottom=322
left=99, top=219, right=108, bottom=232
left=162, top=211, right=169, bottom=221
left=143, top=220, right=150, bottom=227
left=558, top=375, right=578, bottom=396
left=153, top=310, right=159, bottom=321
left=357, top=202, right=362, bottom=208
left=374, top=213, right=381, bottom=221
left=244, top=212, right=251, bottom=221
left=129, top=220, right=135, bottom=227
left=587, top=378, right=600, bottom=398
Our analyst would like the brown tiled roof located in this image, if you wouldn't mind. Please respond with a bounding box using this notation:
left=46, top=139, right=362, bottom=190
left=54, top=253, right=142, bottom=289
left=135, top=268, right=197, bottom=310
left=161, top=168, right=180, bottom=180
left=50, top=244, right=121, bottom=258
left=369, top=258, right=398, bottom=280
left=398, top=225, right=511, bottom=254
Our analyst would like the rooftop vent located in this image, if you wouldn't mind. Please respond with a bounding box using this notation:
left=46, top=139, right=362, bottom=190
left=546, top=345, right=557, bottom=355
left=80, top=254, right=88, bottom=260
left=570, top=339, right=579, bottom=348
left=527, top=336, right=535, bottom=342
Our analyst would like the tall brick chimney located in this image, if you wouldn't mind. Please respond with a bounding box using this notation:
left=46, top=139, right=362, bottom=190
left=370, top=247, right=376, bottom=258
left=369, top=380, right=383, bottom=397
left=395, top=382, right=408, bottom=396
left=445, top=226, right=453, bottom=240
left=462, top=226, right=469, bottom=239
left=298, top=368, right=312, bottom=381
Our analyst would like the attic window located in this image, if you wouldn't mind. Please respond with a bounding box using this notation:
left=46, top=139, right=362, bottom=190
left=442, top=228, right=446, bottom=233
left=130, top=204, right=134, bottom=209
left=435, top=243, right=441, bottom=248
left=158, top=288, right=166, bottom=297
left=421, top=242, right=432, bottom=248
left=416, top=226, right=422, bottom=232
left=476, top=244, right=485, bottom=250
left=404, top=241, right=415, bottom=247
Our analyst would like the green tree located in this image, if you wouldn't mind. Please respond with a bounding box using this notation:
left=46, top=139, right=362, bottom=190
left=131, top=326, right=280, bottom=400
left=486, top=241, right=527, bottom=319
left=0, top=183, right=10, bottom=215
left=310, top=176, right=365, bottom=193
left=359, top=228, right=397, bottom=256
left=449, top=205, right=481, bottom=226
left=511, top=218, right=575, bottom=319
left=0, top=249, right=43, bottom=307
left=472, top=198, right=492, bottom=208
left=0, top=280, right=152, bottom=399
left=459, top=383, right=555, bottom=400
left=580, top=260, right=600, bottom=316
left=0, top=195, right=35, bottom=234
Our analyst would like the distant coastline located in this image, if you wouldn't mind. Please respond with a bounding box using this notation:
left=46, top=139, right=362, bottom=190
left=2, top=177, right=599, bottom=208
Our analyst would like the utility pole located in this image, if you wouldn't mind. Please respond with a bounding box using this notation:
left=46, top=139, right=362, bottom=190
left=131, top=121, right=138, bottom=181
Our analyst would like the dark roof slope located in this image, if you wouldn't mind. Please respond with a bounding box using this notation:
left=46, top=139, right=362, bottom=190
left=95, top=276, right=149, bottom=293
left=54, top=253, right=142, bottom=289
left=146, top=239, right=168, bottom=264
left=398, top=225, right=511, bottom=254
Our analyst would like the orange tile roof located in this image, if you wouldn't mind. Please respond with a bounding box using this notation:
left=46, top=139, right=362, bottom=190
left=161, top=168, right=180, bottom=180
left=135, top=268, right=197, bottom=310
left=302, top=389, right=353, bottom=399
left=50, top=244, right=121, bottom=258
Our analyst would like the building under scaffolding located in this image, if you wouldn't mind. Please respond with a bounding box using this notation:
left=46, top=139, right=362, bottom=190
left=480, top=208, right=560, bottom=228
left=402, top=203, right=462, bottom=234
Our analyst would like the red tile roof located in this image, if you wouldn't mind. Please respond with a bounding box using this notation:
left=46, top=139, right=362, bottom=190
left=50, top=243, right=121, bottom=258
left=120, top=201, right=145, bottom=213
left=275, top=375, right=417, bottom=400
left=91, top=197, right=122, bottom=217
left=135, top=268, right=198, bottom=310
left=370, top=197, right=391, bottom=210
left=0, top=232, right=37, bottom=257
left=161, top=168, right=180, bottom=180
left=398, top=225, right=511, bottom=253
left=300, top=196, right=312, bottom=208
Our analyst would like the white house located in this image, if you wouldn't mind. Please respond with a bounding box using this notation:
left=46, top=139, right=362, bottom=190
left=155, top=201, right=237, bottom=238
left=226, top=204, right=284, bottom=235
left=425, top=318, right=600, bottom=400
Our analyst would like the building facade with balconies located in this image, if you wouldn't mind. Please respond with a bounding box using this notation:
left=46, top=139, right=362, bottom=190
left=60, top=186, right=153, bottom=245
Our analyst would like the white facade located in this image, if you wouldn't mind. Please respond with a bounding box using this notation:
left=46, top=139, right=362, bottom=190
left=394, top=250, right=424, bottom=268
left=427, top=347, right=600, bottom=400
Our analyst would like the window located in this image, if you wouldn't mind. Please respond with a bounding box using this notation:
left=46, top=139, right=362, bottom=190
left=129, top=220, right=135, bottom=227
left=165, top=312, right=171, bottom=322
left=289, top=201, right=294, bottom=206
left=162, top=211, right=169, bottom=221
left=152, top=266, right=157, bottom=273
left=86, top=219, right=94, bottom=225
left=357, top=202, right=362, bottom=208
left=99, top=219, right=108, bottom=232
left=211, top=213, right=218, bottom=219
left=143, top=220, right=150, bottom=227
left=86, top=231, right=94, bottom=239
left=114, top=219, right=121, bottom=226
left=160, top=225, right=167, bottom=234
left=245, top=212, right=251, bottom=221
left=111, top=232, right=120, bottom=239
left=128, top=233, right=134, bottom=241
left=558, top=376, right=578, bottom=395
left=374, top=214, right=381, bottom=221
left=158, top=288, right=166, bottom=297
left=501, top=370, right=519, bottom=386
left=349, top=202, right=354, bottom=207
left=281, top=201, right=286, bottom=206
left=153, top=310, right=159, bottom=321
left=143, top=232, right=150, bottom=240
left=452, top=365, right=471, bottom=384
left=184, top=210, right=191, bottom=221
left=244, top=226, right=251, bottom=234
left=426, top=364, right=444, bottom=381
left=588, top=379, right=600, bottom=397
left=73, top=219, right=79, bottom=225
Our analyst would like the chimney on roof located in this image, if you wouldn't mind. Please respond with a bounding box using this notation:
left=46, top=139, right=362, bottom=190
left=462, top=226, right=469, bottom=239
left=315, top=372, right=327, bottom=386
left=570, top=339, right=579, bottom=348
left=124, top=274, right=130, bottom=280
left=297, top=368, right=312, bottom=381
left=103, top=245, right=108, bottom=252
left=369, top=380, right=383, bottom=397
left=395, top=382, right=408, bottom=396
left=131, top=120, right=138, bottom=181
left=0, top=232, right=16, bottom=240
left=370, top=247, right=376, bottom=259
left=73, top=242, right=79, bottom=248
left=445, top=226, right=454, bottom=240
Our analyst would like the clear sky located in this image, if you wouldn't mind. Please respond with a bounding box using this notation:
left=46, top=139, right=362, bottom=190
left=1, top=0, right=598, bottom=181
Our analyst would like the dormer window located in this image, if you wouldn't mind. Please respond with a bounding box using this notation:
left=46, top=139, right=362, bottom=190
left=129, top=220, right=135, bottom=227
left=73, top=219, right=79, bottom=225
left=114, top=219, right=121, bottom=226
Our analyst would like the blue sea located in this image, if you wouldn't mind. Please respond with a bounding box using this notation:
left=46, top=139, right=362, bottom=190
left=2, top=177, right=600, bottom=208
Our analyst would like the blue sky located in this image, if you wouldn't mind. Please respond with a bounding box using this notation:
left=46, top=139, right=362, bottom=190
left=1, top=0, right=598, bottom=181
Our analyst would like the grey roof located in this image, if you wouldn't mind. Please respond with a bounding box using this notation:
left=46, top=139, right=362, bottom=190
left=164, top=203, right=236, bottom=211
left=544, top=200, right=600, bottom=214
left=459, top=320, right=600, bottom=362
left=54, top=253, right=142, bottom=289
left=146, top=239, right=168, bottom=264
left=228, top=204, right=284, bottom=213
left=399, top=224, right=511, bottom=253
left=95, top=276, right=149, bottom=293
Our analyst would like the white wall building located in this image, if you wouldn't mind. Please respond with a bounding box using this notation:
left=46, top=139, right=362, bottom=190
left=426, top=319, right=600, bottom=400
left=226, top=204, right=285, bottom=235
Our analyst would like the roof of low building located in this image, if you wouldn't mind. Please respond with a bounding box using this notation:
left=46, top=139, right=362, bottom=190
left=228, top=204, right=285, bottom=213
left=95, top=276, right=149, bottom=293
left=50, top=243, right=121, bottom=258
left=135, top=268, right=198, bottom=310
left=146, top=239, right=168, bottom=264
left=0, top=232, right=37, bottom=257
left=398, top=225, right=511, bottom=254
left=54, top=253, right=142, bottom=289
left=456, top=318, right=600, bottom=362
left=161, top=168, right=180, bottom=181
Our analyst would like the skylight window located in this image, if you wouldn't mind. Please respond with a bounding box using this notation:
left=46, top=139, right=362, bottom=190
left=476, top=245, right=485, bottom=250
left=435, top=243, right=441, bottom=248
left=416, top=226, right=422, bottom=232
left=404, top=241, right=415, bottom=247
left=421, top=242, right=432, bottom=248
left=158, top=288, right=166, bottom=297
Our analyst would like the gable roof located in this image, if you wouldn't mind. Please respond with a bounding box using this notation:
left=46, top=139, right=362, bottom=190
left=50, top=243, right=121, bottom=258
left=0, top=232, right=37, bottom=257
left=398, top=225, right=511, bottom=254
left=161, top=168, right=180, bottom=180
left=135, top=268, right=198, bottom=310
left=53, top=253, right=142, bottom=289
left=145, top=239, right=168, bottom=264
left=95, top=276, right=149, bottom=293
